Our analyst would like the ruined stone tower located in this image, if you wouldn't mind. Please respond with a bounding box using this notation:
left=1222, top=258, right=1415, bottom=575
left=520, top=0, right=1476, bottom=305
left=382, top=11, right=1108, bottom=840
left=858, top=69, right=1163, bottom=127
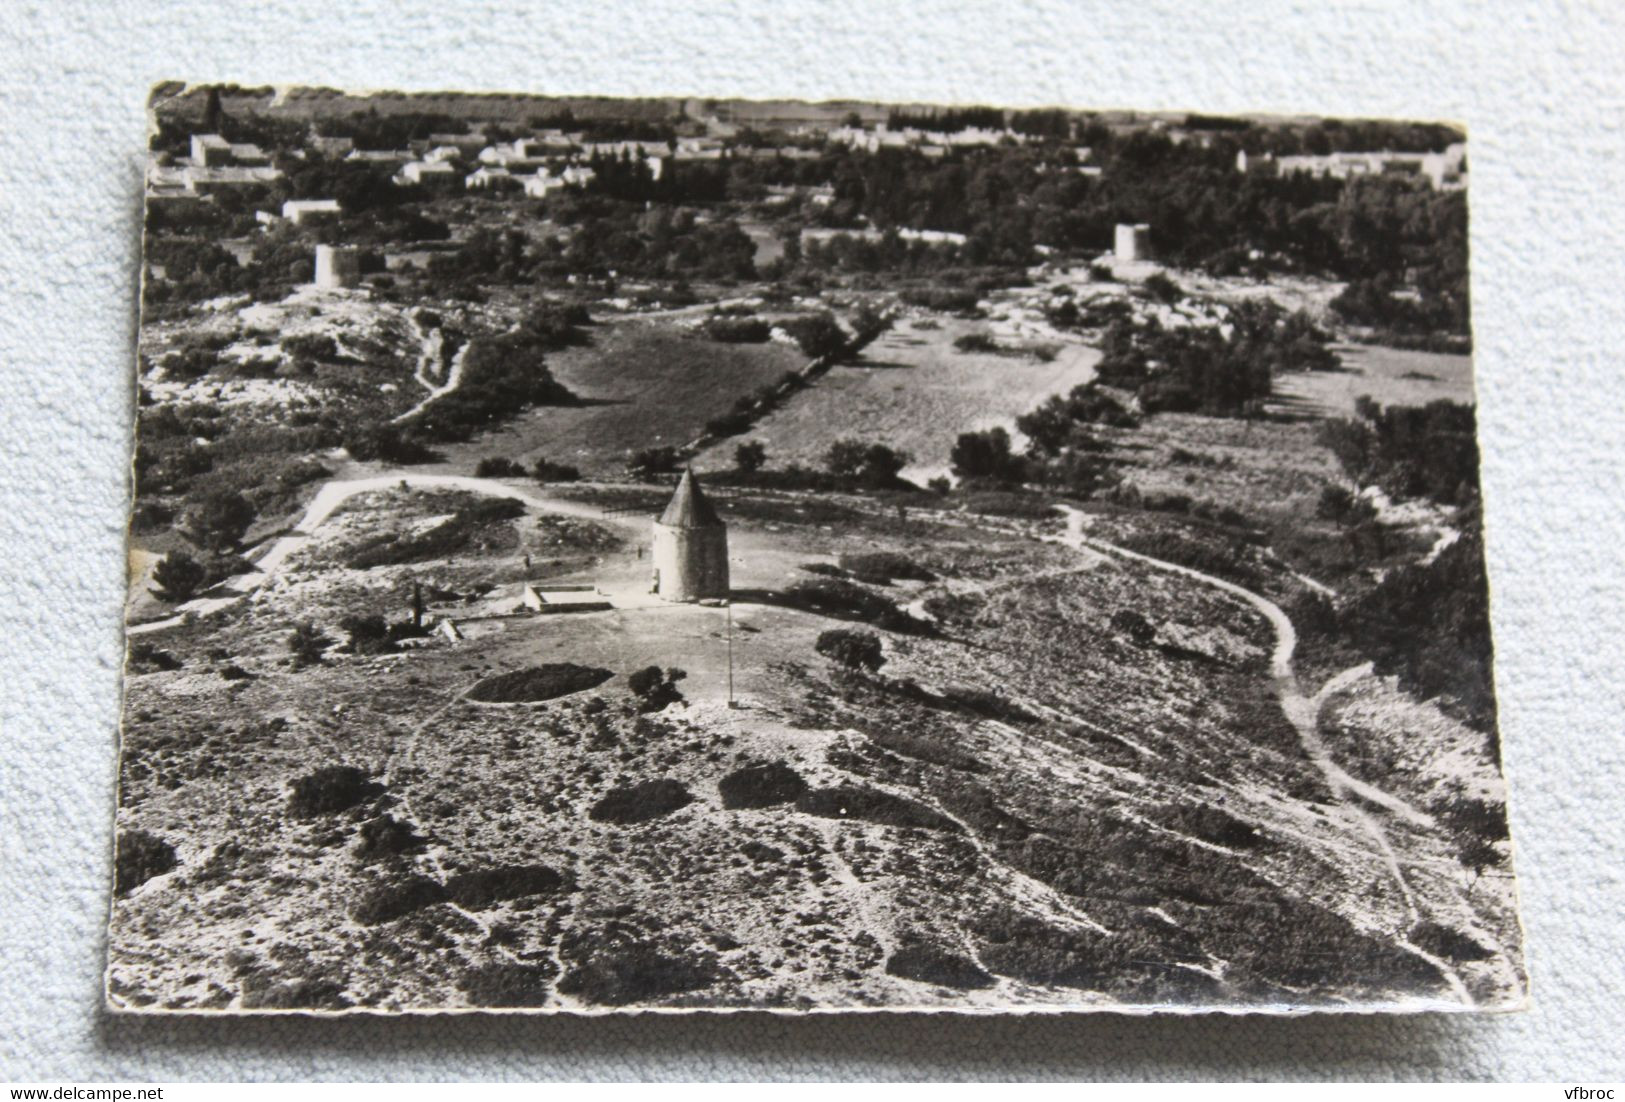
left=651, top=468, right=729, bottom=602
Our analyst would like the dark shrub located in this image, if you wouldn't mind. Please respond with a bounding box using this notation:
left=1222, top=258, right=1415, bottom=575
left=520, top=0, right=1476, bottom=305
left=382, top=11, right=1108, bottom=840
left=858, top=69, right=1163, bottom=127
left=240, top=974, right=351, bottom=1011
left=795, top=785, right=960, bottom=832
left=531, top=456, right=582, bottom=482
left=340, top=613, right=394, bottom=656
left=838, top=551, right=934, bottom=584
left=718, top=762, right=808, bottom=809
left=1142, top=271, right=1182, bottom=304
left=781, top=312, right=849, bottom=359
left=823, top=438, right=911, bottom=489
left=287, top=621, right=332, bottom=668
left=446, top=864, right=568, bottom=909
left=899, top=286, right=981, bottom=313
left=936, top=782, right=1030, bottom=841
left=458, top=963, right=558, bottom=1007
left=181, top=489, right=256, bottom=551
left=127, top=642, right=183, bottom=673
left=1166, top=803, right=1261, bottom=849
left=475, top=456, right=526, bottom=478
left=287, top=765, right=384, bottom=818
left=626, top=666, right=687, bottom=713
left=703, top=317, right=771, bottom=343
left=343, top=425, right=438, bottom=464
left=351, top=875, right=448, bottom=925
left=1409, top=921, right=1495, bottom=964
left=886, top=944, right=995, bottom=989
left=589, top=779, right=694, bottom=824
left=466, top=663, right=614, bottom=703
left=815, top=628, right=885, bottom=672
left=953, top=332, right=998, bottom=353
left=355, top=815, right=427, bottom=860
left=280, top=332, right=339, bottom=361
left=557, top=936, right=718, bottom=1006
left=734, top=440, right=767, bottom=472
left=782, top=578, right=921, bottom=633
left=950, top=427, right=1028, bottom=483
left=1110, top=609, right=1157, bottom=646
left=152, top=552, right=207, bottom=602
left=628, top=446, right=683, bottom=479
left=114, top=829, right=177, bottom=895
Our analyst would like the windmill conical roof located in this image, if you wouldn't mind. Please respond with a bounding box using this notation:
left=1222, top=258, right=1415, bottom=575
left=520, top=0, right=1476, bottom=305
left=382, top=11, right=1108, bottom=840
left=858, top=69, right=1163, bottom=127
left=658, top=468, right=723, bottom=528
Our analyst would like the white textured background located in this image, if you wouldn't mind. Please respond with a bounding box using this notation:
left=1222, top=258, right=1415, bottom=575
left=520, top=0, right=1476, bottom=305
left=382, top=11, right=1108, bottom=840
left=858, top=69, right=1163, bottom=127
left=2, top=0, right=1623, bottom=1082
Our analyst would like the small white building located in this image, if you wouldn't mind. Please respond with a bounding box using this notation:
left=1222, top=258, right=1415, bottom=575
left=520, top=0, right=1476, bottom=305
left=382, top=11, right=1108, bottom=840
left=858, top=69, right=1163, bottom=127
left=465, top=165, right=514, bottom=190
left=1114, top=223, right=1152, bottom=262
left=398, top=160, right=460, bottom=187
left=188, top=133, right=268, bottom=166
left=190, top=133, right=232, bottom=165
left=281, top=198, right=342, bottom=226
left=314, top=244, right=363, bottom=289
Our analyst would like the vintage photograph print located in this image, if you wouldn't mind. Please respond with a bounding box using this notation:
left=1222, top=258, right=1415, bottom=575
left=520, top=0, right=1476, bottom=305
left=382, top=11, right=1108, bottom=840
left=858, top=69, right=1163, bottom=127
left=114, top=84, right=1523, bottom=1014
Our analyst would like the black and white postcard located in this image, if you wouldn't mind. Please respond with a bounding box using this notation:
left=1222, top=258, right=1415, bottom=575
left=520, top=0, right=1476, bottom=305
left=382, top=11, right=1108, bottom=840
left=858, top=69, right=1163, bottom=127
left=113, top=84, right=1522, bottom=1014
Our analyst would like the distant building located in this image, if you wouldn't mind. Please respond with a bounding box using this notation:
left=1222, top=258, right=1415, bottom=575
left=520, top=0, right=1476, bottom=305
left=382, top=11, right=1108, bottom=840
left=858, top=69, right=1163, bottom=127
left=190, top=133, right=232, bottom=165
left=465, top=165, right=514, bottom=190
left=519, top=173, right=566, bottom=199
left=397, top=160, right=460, bottom=187
left=188, top=133, right=269, bottom=167
left=1115, top=223, right=1152, bottom=262
left=345, top=149, right=413, bottom=167
left=182, top=165, right=284, bottom=193
left=314, top=244, right=362, bottom=289
left=1244, top=144, right=1467, bottom=192
left=651, top=469, right=729, bottom=603
left=281, top=198, right=341, bottom=225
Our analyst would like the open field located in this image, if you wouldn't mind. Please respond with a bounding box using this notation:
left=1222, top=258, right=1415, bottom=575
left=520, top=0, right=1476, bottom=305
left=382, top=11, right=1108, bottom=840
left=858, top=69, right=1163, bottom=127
left=1271, top=345, right=1474, bottom=419
left=693, top=315, right=1102, bottom=485
left=432, top=319, right=807, bottom=477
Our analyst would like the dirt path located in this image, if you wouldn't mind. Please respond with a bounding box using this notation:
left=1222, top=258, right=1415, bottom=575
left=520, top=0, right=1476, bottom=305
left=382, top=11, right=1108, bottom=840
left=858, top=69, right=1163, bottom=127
left=391, top=340, right=470, bottom=425
left=1051, top=505, right=1471, bottom=1005
left=129, top=473, right=637, bottom=635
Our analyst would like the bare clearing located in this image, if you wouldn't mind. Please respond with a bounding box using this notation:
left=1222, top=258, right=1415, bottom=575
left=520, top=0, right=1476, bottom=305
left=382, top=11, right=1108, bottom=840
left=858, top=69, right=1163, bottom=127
left=432, top=320, right=806, bottom=476
left=1272, top=345, right=1474, bottom=419
left=693, top=315, right=1101, bottom=485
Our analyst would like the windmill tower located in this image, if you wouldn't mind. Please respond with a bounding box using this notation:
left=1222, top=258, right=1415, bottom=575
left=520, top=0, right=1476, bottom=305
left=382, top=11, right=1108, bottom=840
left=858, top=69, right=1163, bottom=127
left=651, top=469, right=729, bottom=602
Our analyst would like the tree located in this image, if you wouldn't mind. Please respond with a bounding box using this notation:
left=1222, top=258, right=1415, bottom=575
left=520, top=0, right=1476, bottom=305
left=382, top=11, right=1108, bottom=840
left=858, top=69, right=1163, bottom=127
left=151, top=551, right=206, bottom=603
left=950, top=427, right=1026, bottom=483
left=288, top=621, right=332, bottom=669
left=181, top=489, right=256, bottom=551
left=824, top=438, right=910, bottom=488
left=782, top=312, right=849, bottom=360
left=815, top=628, right=885, bottom=672
left=627, top=446, right=682, bottom=480
left=734, top=440, right=767, bottom=473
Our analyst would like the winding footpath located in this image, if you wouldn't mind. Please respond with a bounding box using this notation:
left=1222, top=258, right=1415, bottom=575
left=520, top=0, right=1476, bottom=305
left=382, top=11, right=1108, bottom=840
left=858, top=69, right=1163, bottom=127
left=128, top=472, right=628, bottom=636
left=1052, top=505, right=1471, bottom=1005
